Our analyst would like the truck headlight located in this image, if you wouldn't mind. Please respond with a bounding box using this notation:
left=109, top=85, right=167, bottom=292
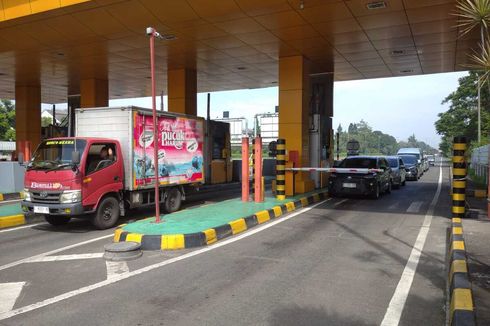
left=60, top=190, right=81, bottom=203
left=23, top=188, right=31, bottom=202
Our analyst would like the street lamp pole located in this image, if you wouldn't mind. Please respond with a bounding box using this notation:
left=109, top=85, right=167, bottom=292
left=147, top=27, right=161, bottom=223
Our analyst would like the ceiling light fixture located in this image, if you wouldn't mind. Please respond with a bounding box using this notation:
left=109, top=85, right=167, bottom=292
left=366, top=1, right=386, bottom=10
left=391, top=50, right=406, bottom=56
left=299, top=0, right=304, bottom=10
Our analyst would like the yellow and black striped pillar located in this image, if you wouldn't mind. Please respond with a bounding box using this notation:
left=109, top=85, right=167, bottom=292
left=452, top=136, right=467, bottom=219
left=251, top=139, right=255, bottom=196
left=276, top=138, right=286, bottom=200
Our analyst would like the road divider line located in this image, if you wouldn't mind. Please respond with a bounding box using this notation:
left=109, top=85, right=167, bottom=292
left=380, top=162, right=443, bottom=326
left=0, top=282, right=25, bottom=315
left=406, top=201, right=423, bottom=213
left=0, top=234, right=113, bottom=272
left=106, top=261, right=129, bottom=280
left=0, top=199, right=329, bottom=321
left=0, top=222, right=46, bottom=234
left=26, top=253, right=104, bottom=263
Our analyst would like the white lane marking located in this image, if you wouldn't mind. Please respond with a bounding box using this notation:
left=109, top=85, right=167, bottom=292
left=0, top=199, right=329, bottom=321
left=380, top=159, right=443, bottom=326
left=0, top=282, right=25, bottom=314
left=106, top=261, right=129, bottom=280
left=0, top=223, right=46, bottom=234
left=0, top=234, right=113, bottom=272
left=406, top=201, right=423, bottom=213
left=26, top=253, right=104, bottom=263
left=333, top=199, right=348, bottom=207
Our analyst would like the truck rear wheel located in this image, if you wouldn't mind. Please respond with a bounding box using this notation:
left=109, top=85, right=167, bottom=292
left=45, top=215, right=71, bottom=226
left=164, top=188, right=182, bottom=213
left=92, top=196, right=120, bottom=230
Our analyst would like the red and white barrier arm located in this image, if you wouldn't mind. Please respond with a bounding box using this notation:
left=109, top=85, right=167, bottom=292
left=285, top=167, right=383, bottom=174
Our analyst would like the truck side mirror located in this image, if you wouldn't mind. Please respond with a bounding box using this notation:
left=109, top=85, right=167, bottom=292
left=72, top=151, right=81, bottom=165
left=18, top=152, right=24, bottom=165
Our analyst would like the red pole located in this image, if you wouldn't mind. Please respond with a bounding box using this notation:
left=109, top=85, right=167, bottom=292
left=254, top=137, right=263, bottom=202
left=242, top=137, right=249, bottom=202
left=149, top=27, right=161, bottom=223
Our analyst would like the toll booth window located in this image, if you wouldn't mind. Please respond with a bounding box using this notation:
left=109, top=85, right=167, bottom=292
left=86, top=143, right=116, bottom=175
left=213, top=137, right=225, bottom=159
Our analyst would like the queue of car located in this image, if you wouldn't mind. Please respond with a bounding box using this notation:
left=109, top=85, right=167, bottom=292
left=328, top=148, right=432, bottom=199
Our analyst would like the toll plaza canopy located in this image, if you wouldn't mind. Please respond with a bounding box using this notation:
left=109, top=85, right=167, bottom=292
left=2, top=0, right=477, bottom=194
left=0, top=0, right=475, bottom=103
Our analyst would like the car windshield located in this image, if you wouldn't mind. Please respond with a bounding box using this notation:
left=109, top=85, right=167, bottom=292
left=339, top=157, right=377, bottom=169
left=29, top=139, right=86, bottom=171
left=387, top=158, right=399, bottom=168
left=400, top=155, right=417, bottom=164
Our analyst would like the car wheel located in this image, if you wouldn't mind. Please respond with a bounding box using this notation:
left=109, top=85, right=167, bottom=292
left=370, top=183, right=380, bottom=199
left=402, top=179, right=406, bottom=186
left=92, top=196, right=120, bottom=230
left=45, top=215, right=71, bottom=226
left=164, top=187, right=182, bottom=213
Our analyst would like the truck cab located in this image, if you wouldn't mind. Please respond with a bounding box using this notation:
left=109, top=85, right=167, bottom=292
left=22, top=137, right=125, bottom=229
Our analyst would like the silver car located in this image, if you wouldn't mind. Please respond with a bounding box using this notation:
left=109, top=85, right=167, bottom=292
left=386, top=156, right=406, bottom=189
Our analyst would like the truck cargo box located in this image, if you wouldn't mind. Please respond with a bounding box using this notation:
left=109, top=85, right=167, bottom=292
left=76, top=106, right=205, bottom=191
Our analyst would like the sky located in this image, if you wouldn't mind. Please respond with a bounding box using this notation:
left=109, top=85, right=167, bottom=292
left=44, top=71, right=467, bottom=149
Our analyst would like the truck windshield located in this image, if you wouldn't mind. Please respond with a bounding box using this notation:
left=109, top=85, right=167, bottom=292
left=399, top=155, right=417, bottom=165
left=29, top=139, right=86, bottom=171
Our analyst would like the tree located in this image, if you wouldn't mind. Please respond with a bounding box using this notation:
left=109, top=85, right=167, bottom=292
left=0, top=99, right=15, bottom=141
left=347, top=123, right=358, bottom=134
left=435, top=71, right=490, bottom=156
left=42, top=116, right=53, bottom=127
left=337, top=124, right=343, bottom=135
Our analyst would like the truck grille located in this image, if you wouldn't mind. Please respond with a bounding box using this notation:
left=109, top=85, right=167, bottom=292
left=31, top=190, right=62, bottom=204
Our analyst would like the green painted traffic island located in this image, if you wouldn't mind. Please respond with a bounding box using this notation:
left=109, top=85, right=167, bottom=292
left=114, top=189, right=328, bottom=250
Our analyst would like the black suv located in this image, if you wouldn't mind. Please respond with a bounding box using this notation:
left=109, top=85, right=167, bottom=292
left=328, top=156, right=393, bottom=199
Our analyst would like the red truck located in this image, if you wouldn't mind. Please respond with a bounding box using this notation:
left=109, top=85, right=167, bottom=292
left=21, top=106, right=206, bottom=229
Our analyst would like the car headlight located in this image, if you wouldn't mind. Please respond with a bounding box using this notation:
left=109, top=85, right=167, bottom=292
left=23, top=188, right=31, bottom=202
left=60, top=190, right=81, bottom=203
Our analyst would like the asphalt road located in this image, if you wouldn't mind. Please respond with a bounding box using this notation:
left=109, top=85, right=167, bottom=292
left=0, top=162, right=451, bottom=326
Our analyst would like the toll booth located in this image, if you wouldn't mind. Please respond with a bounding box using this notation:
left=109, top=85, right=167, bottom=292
left=205, top=120, right=232, bottom=184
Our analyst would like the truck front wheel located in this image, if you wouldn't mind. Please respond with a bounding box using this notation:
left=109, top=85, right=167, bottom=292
left=92, top=196, right=120, bottom=230
left=164, top=188, right=182, bottom=213
left=45, top=215, right=71, bottom=226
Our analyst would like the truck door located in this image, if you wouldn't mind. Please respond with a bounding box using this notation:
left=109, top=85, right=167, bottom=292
left=82, top=142, right=123, bottom=208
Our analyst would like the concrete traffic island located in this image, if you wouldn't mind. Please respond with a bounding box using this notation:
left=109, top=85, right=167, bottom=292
left=0, top=203, right=26, bottom=229
left=113, top=189, right=328, bottom=250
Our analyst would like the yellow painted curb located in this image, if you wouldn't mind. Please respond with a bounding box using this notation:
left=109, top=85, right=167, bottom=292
left=452, top=227, right=463, bottom=235
left=449, top=260, right=468, bottom=280
left=203, top=229, right=217, bottom=245
left=0, top=214, right=26, bottom=229
left=229, top=218, right=247, bottom=235
left=256, top=210, right=270, bottom=224
left=450, top=288, right=473, bottom=311
left=452, top=240, right=465, bottom=251
left=161, top=234, right=185, bottom=250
